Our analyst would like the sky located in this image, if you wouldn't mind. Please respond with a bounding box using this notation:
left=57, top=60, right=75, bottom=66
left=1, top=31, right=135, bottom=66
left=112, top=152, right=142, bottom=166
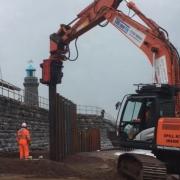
left=0, top=0, right=180, bottom=120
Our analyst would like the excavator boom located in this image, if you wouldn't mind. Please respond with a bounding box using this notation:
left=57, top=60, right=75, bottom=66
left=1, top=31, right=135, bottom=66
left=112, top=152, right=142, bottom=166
left=50, top=0, right=122, bottom=54
left=42, top=0, right=180, bottom=87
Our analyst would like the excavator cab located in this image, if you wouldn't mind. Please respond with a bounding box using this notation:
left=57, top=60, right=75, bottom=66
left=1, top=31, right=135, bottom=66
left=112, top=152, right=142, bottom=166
left=118, top=96, right=156, bottom=143
left=115, top=84, right=176, bottom=150
left=115, top=84, right=180, bottom=174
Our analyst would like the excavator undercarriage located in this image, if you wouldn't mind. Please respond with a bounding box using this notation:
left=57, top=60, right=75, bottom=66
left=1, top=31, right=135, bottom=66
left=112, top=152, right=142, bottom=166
left=117, top=153, right=167, bottom=180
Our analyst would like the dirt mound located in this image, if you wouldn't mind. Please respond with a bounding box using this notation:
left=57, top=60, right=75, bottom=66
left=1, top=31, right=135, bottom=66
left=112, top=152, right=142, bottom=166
left=1, top=151, right=178, bottom=180
left=0, top=151, right=120, bottom=179
left=0, top=157, right=79, bottom=178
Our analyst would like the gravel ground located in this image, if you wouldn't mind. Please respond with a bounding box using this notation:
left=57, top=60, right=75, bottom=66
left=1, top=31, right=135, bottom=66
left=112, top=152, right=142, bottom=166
left=0, top=150, right=179, bottom=180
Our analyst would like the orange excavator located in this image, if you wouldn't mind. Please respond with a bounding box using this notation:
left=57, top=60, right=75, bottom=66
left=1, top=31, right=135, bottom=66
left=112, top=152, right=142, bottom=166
left=40, top=0, right=180, bottom=178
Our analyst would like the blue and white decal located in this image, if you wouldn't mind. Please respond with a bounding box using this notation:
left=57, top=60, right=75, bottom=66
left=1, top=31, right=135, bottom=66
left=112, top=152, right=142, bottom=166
left=114, top=17, right=130, bottom=34
left=113, top=17, right=146, bottom=47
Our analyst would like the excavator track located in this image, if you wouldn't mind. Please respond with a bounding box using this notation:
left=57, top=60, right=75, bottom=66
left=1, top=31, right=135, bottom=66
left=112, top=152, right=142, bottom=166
left=117, top=153, right=167, bottom=180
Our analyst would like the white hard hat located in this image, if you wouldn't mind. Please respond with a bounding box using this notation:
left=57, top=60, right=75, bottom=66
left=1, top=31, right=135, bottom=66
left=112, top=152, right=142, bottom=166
left=21, top=122, right=27, bottom=128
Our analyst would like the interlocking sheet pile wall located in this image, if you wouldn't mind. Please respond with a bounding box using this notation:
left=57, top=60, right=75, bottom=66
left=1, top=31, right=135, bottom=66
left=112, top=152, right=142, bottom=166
left=51, top=94, right=101, bottom=161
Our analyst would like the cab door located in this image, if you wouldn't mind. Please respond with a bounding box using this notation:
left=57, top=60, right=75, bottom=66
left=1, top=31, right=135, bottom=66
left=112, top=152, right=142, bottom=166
left=118, top=96, right=157, bottom=141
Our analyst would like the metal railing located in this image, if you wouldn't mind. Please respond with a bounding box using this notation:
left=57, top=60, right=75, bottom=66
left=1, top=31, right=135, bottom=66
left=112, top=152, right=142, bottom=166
left=77, top=105, right=115, bottom=122
left=0, top=79, right=49, bottom=109
left=77, top=105, right=102, bottom=115
left=0, top=79, right=115, bottom=121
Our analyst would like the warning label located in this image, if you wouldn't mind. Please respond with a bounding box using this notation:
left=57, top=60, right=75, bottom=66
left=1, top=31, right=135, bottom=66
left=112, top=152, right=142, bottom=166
left=164, top=134, right=180, bottom=144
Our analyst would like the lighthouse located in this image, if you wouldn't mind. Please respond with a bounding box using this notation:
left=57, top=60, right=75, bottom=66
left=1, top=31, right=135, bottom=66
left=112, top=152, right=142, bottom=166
left=23, top=61, right=39, bottom=106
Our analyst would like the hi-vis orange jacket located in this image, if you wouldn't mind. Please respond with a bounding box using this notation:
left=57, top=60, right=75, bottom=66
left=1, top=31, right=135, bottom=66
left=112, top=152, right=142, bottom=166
left=16, top=128, right=31, bottom=145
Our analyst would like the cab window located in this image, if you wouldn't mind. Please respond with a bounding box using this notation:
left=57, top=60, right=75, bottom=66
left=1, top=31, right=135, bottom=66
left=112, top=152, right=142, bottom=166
left=122, top=100, right=142, bottom=123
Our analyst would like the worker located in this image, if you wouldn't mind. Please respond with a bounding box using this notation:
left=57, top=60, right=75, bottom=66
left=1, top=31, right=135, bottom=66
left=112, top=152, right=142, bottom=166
left=101, top=109, right=105, bottom=119
left=124, top=124, right=139, bottom=140
left=16, top=122, right=31, bottom=160
left=144, top=105, right=152, bottom=128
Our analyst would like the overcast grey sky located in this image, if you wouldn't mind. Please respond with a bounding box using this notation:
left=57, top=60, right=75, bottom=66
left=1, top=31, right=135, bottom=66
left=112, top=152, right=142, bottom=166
left=0, top=0, right=180, bottom=119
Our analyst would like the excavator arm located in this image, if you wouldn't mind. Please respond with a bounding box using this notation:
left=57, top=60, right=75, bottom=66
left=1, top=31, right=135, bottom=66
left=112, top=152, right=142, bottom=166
left=49, top=0, right=122, bottom=56
left=40, top=0, right=122, bottom=85
left=40, top=0, right=180, bottom=114
left=41, top=0, right=179, bottom=87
